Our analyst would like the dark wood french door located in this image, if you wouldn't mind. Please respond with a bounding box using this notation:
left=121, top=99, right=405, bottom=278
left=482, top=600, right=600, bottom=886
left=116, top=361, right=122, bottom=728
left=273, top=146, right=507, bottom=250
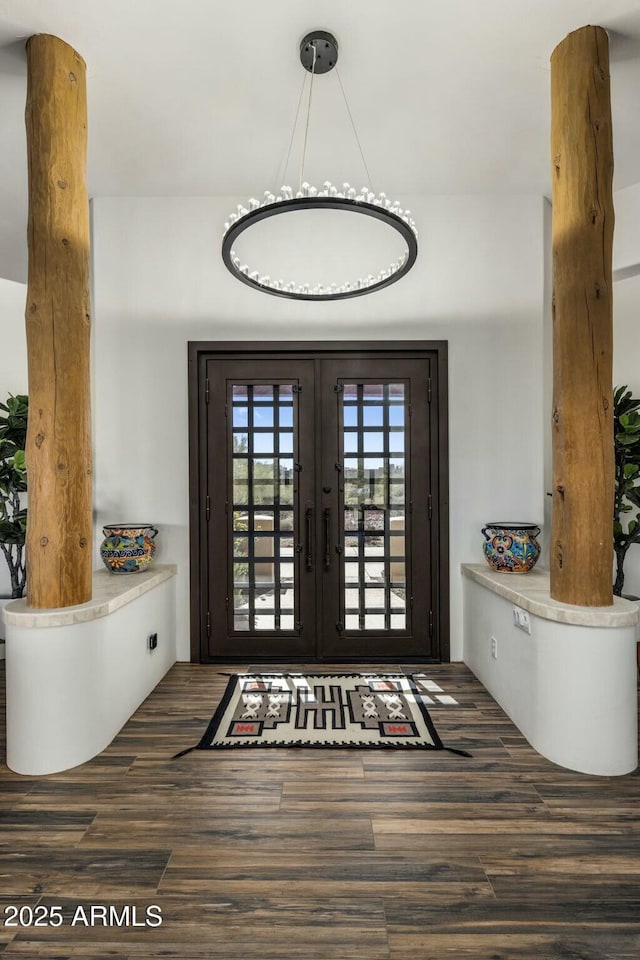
left=189, top=343, right=449, bottom=662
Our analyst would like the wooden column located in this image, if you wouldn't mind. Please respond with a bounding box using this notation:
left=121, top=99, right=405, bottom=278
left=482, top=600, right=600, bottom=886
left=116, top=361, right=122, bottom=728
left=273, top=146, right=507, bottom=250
left=550, top=25, right=614, bottom=606
left=24, top=34, right=92, bottom=607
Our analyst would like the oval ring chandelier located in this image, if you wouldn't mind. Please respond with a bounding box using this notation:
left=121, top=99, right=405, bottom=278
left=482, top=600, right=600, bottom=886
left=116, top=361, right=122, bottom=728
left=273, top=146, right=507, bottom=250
left=221, top=30, right=418, bottom=301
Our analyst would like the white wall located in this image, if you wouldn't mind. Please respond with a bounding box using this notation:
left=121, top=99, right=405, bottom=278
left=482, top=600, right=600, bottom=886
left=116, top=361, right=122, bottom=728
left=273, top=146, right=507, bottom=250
left=539, top=183, right=640, bottom=597
left=613, top=272, right=640, bottom=596
left=0, top=278, right=27, bottom=600
left=91, top=194, right=546, bottom=661
left=614, top=183, right=640, bottom=275
left=541, top=198, right=553, bottom=568
left=612, top=183, right=640, bottom=595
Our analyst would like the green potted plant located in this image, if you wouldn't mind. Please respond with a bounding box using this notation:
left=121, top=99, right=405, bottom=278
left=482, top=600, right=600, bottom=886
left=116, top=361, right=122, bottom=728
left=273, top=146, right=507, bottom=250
left=0, top=393, right=28, bottom=601
left=613, top=385, right=640, bottom=598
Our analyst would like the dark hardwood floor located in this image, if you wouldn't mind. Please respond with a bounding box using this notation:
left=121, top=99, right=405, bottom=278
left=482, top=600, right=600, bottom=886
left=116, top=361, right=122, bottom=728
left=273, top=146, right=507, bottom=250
left=0, top=661, right=639, bottom=959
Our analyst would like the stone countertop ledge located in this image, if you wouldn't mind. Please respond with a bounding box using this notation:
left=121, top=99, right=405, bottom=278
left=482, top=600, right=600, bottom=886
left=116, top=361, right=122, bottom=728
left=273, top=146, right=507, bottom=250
left=3, top=564, right=177, bottom=628
left=462, top=563, right=639, bottom=628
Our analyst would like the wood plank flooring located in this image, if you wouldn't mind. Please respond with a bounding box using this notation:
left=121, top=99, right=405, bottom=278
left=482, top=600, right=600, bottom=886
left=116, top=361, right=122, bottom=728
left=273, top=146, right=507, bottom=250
left=0, top=661, right=639, bottom=959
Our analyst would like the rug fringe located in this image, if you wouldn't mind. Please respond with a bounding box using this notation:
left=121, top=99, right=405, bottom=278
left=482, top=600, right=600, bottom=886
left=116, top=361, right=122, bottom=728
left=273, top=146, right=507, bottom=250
left=172, top=745, right=197, bottom=759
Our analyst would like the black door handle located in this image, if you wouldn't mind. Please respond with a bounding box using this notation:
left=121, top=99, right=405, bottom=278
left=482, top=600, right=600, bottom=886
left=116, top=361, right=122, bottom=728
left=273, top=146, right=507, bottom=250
left=323, top=507, right=331, bottom=570
left=305, top=506, right=313, bottom=571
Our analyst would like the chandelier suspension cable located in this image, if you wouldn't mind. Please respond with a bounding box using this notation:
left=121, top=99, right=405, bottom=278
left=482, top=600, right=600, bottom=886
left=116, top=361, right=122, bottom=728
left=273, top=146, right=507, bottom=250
left=299, top=42, right=317, bottom=191
left=334, top=64, right=375, bottom=194
left=275, top=69, right=308, bottom=193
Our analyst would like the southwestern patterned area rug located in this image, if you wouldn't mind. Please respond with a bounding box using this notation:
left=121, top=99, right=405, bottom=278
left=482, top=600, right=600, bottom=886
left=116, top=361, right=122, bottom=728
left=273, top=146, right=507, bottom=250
left=174, top=673, right=471, bottom=755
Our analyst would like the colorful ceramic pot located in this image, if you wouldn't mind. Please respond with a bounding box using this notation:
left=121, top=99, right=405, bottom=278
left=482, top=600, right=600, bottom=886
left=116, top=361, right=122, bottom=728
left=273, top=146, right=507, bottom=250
left=99, top=524, right=158, bottom=574
left=481, top=522, right=541, bottom=574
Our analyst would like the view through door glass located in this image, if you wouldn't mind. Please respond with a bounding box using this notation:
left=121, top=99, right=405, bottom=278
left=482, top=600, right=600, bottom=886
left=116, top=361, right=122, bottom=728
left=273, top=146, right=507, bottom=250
left=231, top=383, right=296, bottom=633
left=342, top=382, right=407, bottom=631
left=320, top=359, right=432, bottom=659
left=207, top=360, right=316, bottom=659
left=204, top=355, right=438, bottom=660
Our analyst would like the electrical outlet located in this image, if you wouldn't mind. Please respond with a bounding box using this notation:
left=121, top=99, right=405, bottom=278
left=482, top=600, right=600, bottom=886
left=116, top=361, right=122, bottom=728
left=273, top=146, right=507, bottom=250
left=490, top=636, right=497, bottom=659
left=513, top=606, right=532, bottom=634
left=148, top=633, right=158, bottom=651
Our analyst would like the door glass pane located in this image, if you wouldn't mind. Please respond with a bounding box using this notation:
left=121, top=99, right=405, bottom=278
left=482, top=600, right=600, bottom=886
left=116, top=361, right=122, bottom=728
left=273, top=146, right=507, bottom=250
left=341, top=383, right=407, bottom=631
left=231, top=383, right=297, bottom=632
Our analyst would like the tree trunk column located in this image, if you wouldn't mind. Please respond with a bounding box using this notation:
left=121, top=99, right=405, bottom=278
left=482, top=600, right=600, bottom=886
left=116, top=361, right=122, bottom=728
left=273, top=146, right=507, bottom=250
left=25, top=34, right=92, bottom=607
left=550, top=25, right=614, bottom=606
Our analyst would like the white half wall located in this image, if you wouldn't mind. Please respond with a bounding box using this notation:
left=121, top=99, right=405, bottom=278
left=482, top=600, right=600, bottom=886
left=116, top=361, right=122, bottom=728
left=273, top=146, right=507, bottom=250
left=0, top=277, right=27, bottom=602
left=5, top=568, right=176, bottom=775
left=463, top=567, right=638, bottom=776
left=91, top=194, right=546, bottom=661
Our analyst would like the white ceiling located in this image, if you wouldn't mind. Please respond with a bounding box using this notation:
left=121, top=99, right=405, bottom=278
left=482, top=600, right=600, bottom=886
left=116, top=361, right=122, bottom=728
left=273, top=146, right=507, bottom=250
left=1, top=0, right=640, bottom=283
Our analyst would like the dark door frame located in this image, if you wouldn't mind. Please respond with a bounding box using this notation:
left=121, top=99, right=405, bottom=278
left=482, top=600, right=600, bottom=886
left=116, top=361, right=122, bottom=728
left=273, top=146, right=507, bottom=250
left=188, top=340, right=450, bottom=663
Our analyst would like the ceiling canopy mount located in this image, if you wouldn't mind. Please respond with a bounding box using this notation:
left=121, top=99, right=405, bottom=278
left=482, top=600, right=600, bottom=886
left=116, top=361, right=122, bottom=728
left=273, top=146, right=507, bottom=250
left=299, top=30, right=339, bottom=75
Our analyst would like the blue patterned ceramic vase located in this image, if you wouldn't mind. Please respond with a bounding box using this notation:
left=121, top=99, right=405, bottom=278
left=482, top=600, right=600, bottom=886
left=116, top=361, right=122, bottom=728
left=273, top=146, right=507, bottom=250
left=481, top=523, right=541, bottom=574
left=99, top=524, right=158, bottom=574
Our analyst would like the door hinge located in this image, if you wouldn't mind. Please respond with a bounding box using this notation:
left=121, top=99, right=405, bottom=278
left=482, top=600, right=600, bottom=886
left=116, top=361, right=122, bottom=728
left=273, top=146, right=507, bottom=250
left=408, top=403, right=412, bottom=417
left=205, top=378, right=210, bottom=404
left=206, top=495, right=211, bottom=522
left=409, top=500, right=413, bottom=514
left=336, top=620, right=344, bottom=632
left=225, top=500, right=229, bottom=514
left=428, top=494, right=432, bottom=519
left=206, top=611, right=211, bottom=636
left=224, top=403, right=228, bottom=418
left=427, top=378, right=432, bottom=404
left=429, top=610, right=433, bottom=636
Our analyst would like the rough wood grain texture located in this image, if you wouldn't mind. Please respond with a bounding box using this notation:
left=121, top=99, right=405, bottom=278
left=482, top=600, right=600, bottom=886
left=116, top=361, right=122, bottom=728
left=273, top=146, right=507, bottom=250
left=0, top=661, right=638, bottom=959
left=24, top=34, right=92, bottom=607
left=550, top=25, right=614, bottom=605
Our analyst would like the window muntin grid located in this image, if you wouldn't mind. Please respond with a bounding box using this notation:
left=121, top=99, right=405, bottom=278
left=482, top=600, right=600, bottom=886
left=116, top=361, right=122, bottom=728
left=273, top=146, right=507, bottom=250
left=341, top=382, right=407, bottom=631
left=231, top=383, right=296, bottom=632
